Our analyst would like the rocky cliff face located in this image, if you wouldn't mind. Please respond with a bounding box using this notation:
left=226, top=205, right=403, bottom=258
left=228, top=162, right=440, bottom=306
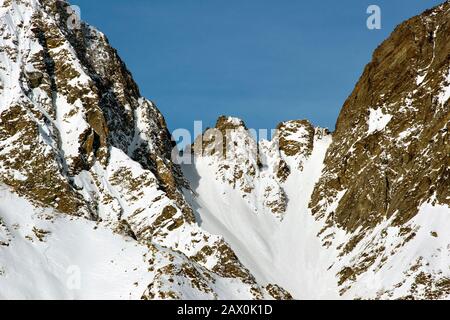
left=311, top=1, right=450, bottom=232
left=0, top=0, right=290, bottom=300
left=308, top=1, right=450, bottom=298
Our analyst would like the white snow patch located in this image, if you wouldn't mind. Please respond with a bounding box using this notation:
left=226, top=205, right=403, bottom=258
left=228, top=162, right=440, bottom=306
left=438, top=68, right=450, bottom=105
left=367, top=108, right=392, bottom=134
left=0, top=186, right=153, bottom=300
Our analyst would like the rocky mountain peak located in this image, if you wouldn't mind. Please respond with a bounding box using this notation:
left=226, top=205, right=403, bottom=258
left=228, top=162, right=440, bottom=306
left=190, top=115, right=331, bottom=218
left=0, top=0, right=291, bottom=299
left=216, top=115, right=248, bottom=131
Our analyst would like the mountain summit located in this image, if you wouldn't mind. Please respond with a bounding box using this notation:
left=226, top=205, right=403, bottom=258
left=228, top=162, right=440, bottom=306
left=0, top=0, right=449, bottom=300
left=0, top=0, right=290, bottom=299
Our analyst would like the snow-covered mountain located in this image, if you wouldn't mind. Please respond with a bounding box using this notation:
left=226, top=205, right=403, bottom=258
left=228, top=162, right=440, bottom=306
left=183, top=2, right=450, bottom=300
left=0, top=0, right=290, bottom=300
left=183, top=118, right=336, bottom=299
left=0, top=0, right=449, bottom=300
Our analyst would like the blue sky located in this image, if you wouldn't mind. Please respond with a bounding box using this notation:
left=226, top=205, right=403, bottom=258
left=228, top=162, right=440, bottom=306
left=71, top=0, right=443, bottom=135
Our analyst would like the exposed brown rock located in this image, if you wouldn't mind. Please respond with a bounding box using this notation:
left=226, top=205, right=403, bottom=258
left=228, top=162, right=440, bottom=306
left=310, top=2, right=450, bottom=234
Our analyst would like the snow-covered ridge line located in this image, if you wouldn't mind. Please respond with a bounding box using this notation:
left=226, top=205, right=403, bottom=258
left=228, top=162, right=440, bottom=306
left=0, top=0, right=291, bottom=299
left=188, top=116, right=330, bottom=219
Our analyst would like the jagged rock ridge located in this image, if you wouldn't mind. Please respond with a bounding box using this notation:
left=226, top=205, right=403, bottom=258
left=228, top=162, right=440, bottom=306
left=0, top=0, right=290, bottom=299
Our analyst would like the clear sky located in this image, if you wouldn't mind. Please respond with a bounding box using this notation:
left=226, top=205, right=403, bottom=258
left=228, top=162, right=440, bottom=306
left=71, top=0, right=443, bottom=135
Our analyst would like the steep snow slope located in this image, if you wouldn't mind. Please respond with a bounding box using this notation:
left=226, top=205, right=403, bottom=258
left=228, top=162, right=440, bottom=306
left=0, top=185, right=281, bottom=300
left=184, top=118, right=339, bottom=299
left=0, top=185, right=153, bottom=299
left=184, top=115, right=449, bottom=300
